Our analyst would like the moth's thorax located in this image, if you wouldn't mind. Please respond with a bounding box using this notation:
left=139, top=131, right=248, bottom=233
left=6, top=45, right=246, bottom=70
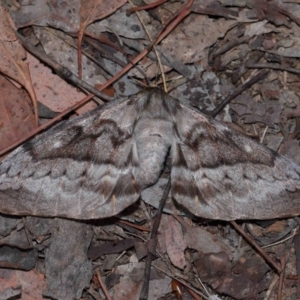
left=133, top=89, right=178, bottom=121
left=134, top=118, right=173, bottom=142
left=133, top=117, right=173, bottom=188
left=2, top=88, right=300, bottom=221
left=125, top=91, right=176, bottom=187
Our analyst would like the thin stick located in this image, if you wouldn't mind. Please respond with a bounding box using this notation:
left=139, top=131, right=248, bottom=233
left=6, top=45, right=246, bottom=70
left=126, top=0, right=168, bottom=14
left=96, top=269, right=113, bottom=300
left=293, top=219, right=300, bottom=299
left=1, top=3, right=192, bottom=156
left=139, top=178, right=171, bottom=300
left=210, top=70, right=269, bottom=118
left=17, top=33, right=112, bottom=103
left=152, top=264, right=209, bottom=300
left=264, top=274, right=279, bottom=300
left=99, top=0, right=193, bottom=93
left=0, top=93, right=95, bottom=156
left=277, top=255, right=286, bottom=300
left=247, top=63, right=300, bottom=76
left=230, top=221, right=282, bottom=274
left=128, top=0, right=168, bottom=92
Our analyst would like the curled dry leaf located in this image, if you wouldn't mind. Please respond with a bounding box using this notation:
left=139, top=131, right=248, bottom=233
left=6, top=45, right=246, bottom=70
left=0, top=5, right=38, bottom=125
left=165, top=216, right=187, bottom=269
left=0, top=75, right=36, bottom=152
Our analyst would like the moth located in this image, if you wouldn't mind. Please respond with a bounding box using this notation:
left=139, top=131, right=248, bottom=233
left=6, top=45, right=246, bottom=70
left=1, top=88, right=300, bottom=220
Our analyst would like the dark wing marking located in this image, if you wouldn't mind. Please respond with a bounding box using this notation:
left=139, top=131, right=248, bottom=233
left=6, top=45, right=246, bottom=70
left=0, top=91, right=172, bottom=219
left=170, top=102, right=300, bottom=220
left=2, top=88, right=300, bottom=221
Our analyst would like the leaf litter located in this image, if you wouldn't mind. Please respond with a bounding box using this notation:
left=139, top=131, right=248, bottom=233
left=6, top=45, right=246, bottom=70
left=1, top=0, right=300, bottom=299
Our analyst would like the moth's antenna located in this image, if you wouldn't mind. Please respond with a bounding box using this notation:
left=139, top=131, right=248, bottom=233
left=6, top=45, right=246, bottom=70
left=128, top=0, right=168, bottom=93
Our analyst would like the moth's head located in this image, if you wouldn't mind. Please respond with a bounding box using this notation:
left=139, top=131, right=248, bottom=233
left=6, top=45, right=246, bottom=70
left=128, top=88, right=180, bottom=120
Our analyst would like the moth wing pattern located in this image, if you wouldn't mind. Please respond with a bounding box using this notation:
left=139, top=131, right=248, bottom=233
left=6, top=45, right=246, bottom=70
left=1, top=88, right=300, bottom=220
left=171, top=101, right=300, bottom=220
left=0, top=91, right=172, bottom=219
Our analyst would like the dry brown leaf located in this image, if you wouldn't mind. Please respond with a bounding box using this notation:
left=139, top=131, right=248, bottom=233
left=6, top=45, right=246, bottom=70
left=112, top=277, right=142, bottom=300
left=0, top=5, right=38, bottom=124
left=0, top=75, right=36, bottom=152
left=184, top=226, right=233, bottom=259
left=26, top=52, right=97, bottom=115
left=0, top=269, right=45, bottom=300
left=165, top=216, right=187, bottom=269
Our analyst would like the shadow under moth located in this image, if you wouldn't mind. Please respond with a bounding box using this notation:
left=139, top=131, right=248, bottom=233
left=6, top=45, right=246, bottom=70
left=1, top=88, right=300, bottom=220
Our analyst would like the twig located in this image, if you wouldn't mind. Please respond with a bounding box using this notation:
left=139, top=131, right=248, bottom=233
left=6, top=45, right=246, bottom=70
left=0, top=93, right=95, bottom=156
left=148, top=0, right=193, bottom=49
left=46, top=27, right=113, bottom=79
left=84, top=32, right=149, bottom=81
left=210, top=36, right=251, bottom=59
left=277, top=255, right=287, bottom=300
left=98, top=0, right=193, bottom=93
left=262, top=228, right=298, bottom=249
left=116, top=218, right=150, bottom=232
left=294, top=218, right=300, bottom=299
left=139, top=178, right=171, bottom=300
left=17, top=33, right=112, bottom=103
left=264, top=274, right=279, bottom=300
left=260, top=126, right=269, bottom=144
left=128, top=0, right=167, bottom=92
left=87, top=286, right=103, bottom=300
left=210, top=70, right=269, bottom=118
left=2, top=2, right=193, bottom=156
left=96, top=269, right=113, bottom=300
left=126, top=0, right=168, bottom=14
left=230, top=221, right=282, bottom=274
left=152, top=264, right=209, bottom=300
left=247, top=63, right=300, bottom=76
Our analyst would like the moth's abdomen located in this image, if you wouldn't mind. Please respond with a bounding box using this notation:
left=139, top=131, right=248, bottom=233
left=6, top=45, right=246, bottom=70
left=133, top=118, right=172, bottom=188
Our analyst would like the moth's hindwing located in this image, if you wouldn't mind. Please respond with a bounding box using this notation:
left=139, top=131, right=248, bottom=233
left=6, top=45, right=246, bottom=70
left=171, top=102, right=300, bottom=220
left=1, top=89, right=300, bottom=220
